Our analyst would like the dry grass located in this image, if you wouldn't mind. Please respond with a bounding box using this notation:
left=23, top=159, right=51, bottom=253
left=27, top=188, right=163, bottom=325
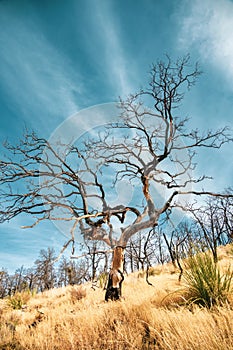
left=1, top=246, right=233, bottom=349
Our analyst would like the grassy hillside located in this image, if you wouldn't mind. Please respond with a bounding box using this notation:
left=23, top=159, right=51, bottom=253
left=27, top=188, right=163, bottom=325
left=1, top=246, right=233, bottom=350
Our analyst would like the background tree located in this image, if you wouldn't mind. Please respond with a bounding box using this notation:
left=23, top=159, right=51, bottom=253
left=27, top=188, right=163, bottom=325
left=12, top=266, right=27, bottom=293
left=163, top=222, right=195, bottom=281
left=0, top=269, right=10, bottom=298
left=57, top=256, right=90, bottom=287
left=0, top=249, right=97, bottom=298
left=24, top=267, right=38, bottom=292
left=187, top=191, right=233, bottom=262
left=34, top=248, right=57, bottom=292
left=57, top=257, right=73, bottom=287
left=0, top=55, right=232, bottom=300
left=125, top=229, right=158, bottom=274
left=83, top=240, right=106, bottom=285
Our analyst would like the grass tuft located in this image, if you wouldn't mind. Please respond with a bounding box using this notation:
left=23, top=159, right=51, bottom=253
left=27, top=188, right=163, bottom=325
left=184, top=252, right=233, bottom=308
left=7, top=291, right=31, bottom=310
left=69, top=286, right=86, bottom=303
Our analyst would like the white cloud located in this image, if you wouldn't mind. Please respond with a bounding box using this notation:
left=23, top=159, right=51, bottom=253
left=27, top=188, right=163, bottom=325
left=89, top=1, right=134, bottom=97
left=179, top=0, right=233, bottom=86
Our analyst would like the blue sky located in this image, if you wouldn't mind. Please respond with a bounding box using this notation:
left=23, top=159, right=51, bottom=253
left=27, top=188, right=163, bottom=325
left=0, top=0, right=232, bottom=272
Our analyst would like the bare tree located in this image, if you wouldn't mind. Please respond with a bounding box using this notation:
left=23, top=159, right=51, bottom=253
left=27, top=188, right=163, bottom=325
left=154, top=228, right=170, bottom=265
left=57, top=257, right=90, bottom=287
left=0, top=269, right=10, bottom=298
left=12, top=266, right=26, bottom=292
left=57, top=257, right=73, bottom=287
left=163, top=222, right=195, bottom=281
left=0, top=55, right=232, bottom=300
left=34, top=248, right=57, bottom=292
left=216, top=189, right=233, bottom=242
left=24, top=267, right=38, bottom=292
left=187, top=191, right=233, bottom=262
left=125, top=229, right=157, bottom=273
left=83, top=240, right=106, bottom=285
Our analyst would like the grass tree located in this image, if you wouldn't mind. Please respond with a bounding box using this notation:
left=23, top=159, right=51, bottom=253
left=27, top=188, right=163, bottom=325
left=184, top=252, right=233, bottom=308
left=0, top=55, right=232, bottom=301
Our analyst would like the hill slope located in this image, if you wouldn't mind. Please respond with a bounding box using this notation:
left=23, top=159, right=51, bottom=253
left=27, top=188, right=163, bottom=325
left=1, top=246, right=233, bottom=350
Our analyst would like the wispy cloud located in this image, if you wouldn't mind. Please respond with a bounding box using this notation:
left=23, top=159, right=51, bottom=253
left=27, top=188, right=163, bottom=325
left=178, top=0, right=233, bottom=87
left=0, top=8, right=81, bottom=132
left=176, top=0, right=233, bottom=192
left=90, top=1, right=134, bottom=97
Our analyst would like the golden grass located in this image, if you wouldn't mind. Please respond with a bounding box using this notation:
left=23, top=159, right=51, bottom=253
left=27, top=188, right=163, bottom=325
left=1, top=246, right=233, bottom=349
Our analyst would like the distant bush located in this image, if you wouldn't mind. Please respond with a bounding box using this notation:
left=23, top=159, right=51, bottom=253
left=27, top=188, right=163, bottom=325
left=138, top=267, right=161, bottom=279
left=70, top=286, right=86, bottom=303
left=148, top=267, right=162, bottom=276
left=184, top=252, right=233, bottom=308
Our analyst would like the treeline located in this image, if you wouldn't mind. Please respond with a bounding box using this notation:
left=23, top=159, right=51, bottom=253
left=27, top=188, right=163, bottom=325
left=0, top=248, right=91, bottom=298
left=0, top=194, right=232, bottom=298
left=126, top=194, right=233, bottom=274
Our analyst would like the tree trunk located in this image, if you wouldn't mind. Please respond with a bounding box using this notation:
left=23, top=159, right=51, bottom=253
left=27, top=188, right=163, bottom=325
left=105, top=247, right=125, bottom=301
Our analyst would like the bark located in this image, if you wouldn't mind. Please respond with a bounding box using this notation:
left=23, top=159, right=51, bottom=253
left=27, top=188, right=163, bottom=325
left=105, top=247, right=125, bottom=301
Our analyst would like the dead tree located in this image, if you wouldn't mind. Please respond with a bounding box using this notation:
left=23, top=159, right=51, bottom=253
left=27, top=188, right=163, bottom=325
left=105, top=246, right=125, bottom=301
left=126, top=232, right=151, bottom=272
left=0, top=55, right=232, bottom=300
left=34, top=248, right=56, bottom=292
left=187, top=192, right=233, bottom=262
left=163, top=223, right=193, bottom=281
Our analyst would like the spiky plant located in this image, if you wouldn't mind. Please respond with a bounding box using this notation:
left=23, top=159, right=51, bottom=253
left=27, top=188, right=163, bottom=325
left=184, top=252, right=233, bottom=308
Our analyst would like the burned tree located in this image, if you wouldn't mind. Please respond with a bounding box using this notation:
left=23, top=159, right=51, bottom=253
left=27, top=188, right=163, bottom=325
left=105, top=246, right=125, bottom=301
left=126, top=231, right=155, bottom=273
left=186, top=191, right=233, bottom=263
left=0, top=55, right=232, bottom=301
left=163, top=222, right=195, bottom=281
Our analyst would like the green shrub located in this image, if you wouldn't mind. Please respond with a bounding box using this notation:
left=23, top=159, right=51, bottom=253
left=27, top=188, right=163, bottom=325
left=184, top=252, right=233, bottom=308
left=7, top=291, right=31, bottom=310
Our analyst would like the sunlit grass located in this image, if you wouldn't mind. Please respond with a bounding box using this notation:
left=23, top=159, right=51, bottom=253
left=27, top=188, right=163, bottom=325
left=1, top=246, right=233, bottom=349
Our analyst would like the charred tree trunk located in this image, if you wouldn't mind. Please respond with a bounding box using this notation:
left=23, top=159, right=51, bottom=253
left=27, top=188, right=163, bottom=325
left=105, top=269, right=124, bottom=301
left=105, top=247, right=125, bottom=301
left=163, top=233, right=177, bottom=268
